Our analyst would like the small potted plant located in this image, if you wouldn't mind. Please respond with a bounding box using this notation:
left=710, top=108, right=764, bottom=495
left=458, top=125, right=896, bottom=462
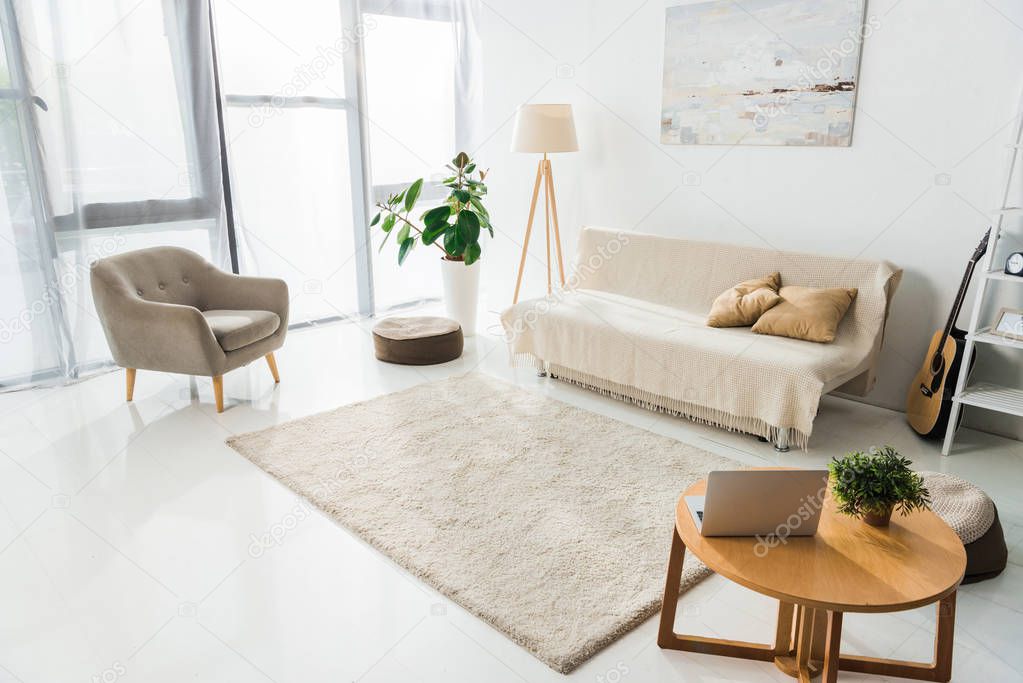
left=371, top=152, right=493, bottom=336
left=827, top=446, right=931, bottom=527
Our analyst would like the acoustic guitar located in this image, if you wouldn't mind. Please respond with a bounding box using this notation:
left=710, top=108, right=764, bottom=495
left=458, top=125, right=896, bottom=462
left=906, top=228, right=990, bottom=437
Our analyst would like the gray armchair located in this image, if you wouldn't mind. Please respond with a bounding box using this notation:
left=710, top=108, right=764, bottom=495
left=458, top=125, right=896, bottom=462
left=91, top=246, right=289, bottom=412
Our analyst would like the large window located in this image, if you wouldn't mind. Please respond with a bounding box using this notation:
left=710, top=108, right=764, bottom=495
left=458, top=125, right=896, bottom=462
left=362, top=1, right=461, bottom=310
left=212, top=0, right=370, bottom=322
left=0, top=0, right=478, bottom=388
left=27, top=1, right=217, bottom=230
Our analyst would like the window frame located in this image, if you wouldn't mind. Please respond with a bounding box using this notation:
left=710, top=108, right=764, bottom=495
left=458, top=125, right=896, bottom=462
left=210, top=0, right=376, bottom=316
left=43, top=2, right=221, bottom=233
left=361, top=0, right=459, bottom=207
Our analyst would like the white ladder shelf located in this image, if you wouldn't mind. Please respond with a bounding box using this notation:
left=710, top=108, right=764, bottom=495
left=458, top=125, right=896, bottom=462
left=942, top=89, right=1023, bottom=455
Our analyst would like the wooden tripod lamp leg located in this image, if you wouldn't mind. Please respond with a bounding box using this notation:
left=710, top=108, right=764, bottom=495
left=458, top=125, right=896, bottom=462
left=513, top=159, right=545, bottom=304
left=543, top=157, right=552, bottom=296
left=545, top=160, right=566, bottom=287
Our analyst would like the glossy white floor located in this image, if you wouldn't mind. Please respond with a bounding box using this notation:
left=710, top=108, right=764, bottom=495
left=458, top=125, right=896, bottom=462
left=1, top=312, right=1021, bottom=683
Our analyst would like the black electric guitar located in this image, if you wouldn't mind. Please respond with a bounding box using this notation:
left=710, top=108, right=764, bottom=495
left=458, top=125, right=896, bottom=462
left=905, top=228, right=990, bottom=437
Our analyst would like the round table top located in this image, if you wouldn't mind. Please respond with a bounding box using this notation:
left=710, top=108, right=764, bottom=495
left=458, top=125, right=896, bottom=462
left=676, top=473, right=967, bottom=613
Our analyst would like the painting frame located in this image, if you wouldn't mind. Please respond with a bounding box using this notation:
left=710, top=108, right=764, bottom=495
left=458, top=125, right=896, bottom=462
left=991, top=307, right=1023, bottom=342
left=660, top=0, right=871, bottom=147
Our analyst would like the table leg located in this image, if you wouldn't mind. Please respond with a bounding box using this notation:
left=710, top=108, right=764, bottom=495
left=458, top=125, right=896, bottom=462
left=795, top=606, right=815, bottom=681
left=656, top=525, right=686, bottom=647
left=775, top=605, right=824, bottom=680
left=822, top=611, right=843, bottom=683
left=774, top=601, right=796, bottom=656
left=656, top=529, right=957, bottom=682
left=839, top=590, right=957, bottom=682
left=657, top=526, right=777, bottom=661
left=933, top=591, right=956, bottom=681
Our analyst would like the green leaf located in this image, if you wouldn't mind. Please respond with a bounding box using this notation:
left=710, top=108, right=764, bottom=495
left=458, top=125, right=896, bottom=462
left=464, top=163, right=476, bottom=174
left=422, top=205, right=451, bottom=229
left=452, top=189, right=471, bottom=204
left=398, top=236, right=415, bottom=265
left=422, top=222, right=447, bottom=245
left=381, top=214, right=396, bottom=233
left=452, top=152, right=470, bottom=169
left=404, top=178, right=423, bottom=213
left=476, top=211, right=494, bottom=238
left=469, top=197, right=489, bottom=218
left=456, top=210, right=480, bottom=244
left=370, top=212, right=381, bottom=227
left=464, top=241, right=481, bottom=266
left=443, top=229, right=465, bottom=257
left=396, top=223, right=411, bottom=244
left=392, top=189, right=406, bottom=206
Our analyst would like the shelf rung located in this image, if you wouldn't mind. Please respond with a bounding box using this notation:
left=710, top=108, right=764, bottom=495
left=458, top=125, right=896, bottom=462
left=994, top=207, right=1022, bottom=215
left=986, top=270, right=1023, bottom=281
left=954, top=383, right=1023, bottom=417
left=968, top=329, right=1023, bottom=350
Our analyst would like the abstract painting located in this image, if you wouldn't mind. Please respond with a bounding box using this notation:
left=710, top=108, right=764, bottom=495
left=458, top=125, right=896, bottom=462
left=660, top=0, right=870, bottom=146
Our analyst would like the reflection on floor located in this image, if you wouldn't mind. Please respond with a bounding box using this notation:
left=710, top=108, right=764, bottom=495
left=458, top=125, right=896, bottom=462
left=1, top=312, right=1021, bottom=683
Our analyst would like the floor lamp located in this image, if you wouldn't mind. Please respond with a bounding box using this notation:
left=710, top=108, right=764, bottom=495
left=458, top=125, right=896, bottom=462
left=511, top=104, right=579, bottom=304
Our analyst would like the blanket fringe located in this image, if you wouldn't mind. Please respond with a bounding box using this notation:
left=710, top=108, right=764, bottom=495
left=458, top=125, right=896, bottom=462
left=515, top=354, right=810, bottom=451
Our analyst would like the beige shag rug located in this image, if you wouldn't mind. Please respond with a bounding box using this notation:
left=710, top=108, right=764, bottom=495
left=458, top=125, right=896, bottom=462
left=226, top=373, right=740, bottom=673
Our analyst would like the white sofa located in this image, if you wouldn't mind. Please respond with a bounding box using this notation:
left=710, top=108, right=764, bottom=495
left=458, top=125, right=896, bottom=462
left=500, top=227, right=902, bottom=450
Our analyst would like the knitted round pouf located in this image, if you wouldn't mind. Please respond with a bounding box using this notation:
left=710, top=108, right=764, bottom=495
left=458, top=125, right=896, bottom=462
left=918, top=471, right=1007, bottom=584
left=372, top=316, right=463, bottom=366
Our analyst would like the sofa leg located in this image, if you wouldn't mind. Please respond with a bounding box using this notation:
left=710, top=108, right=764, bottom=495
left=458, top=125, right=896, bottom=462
left=125, top=368, right=136, bottom=402
left=774, top=428, right=791, bottom=453
left=212, top=375, right=224, bottom=413
left=265, top=352, right=280, bottom=383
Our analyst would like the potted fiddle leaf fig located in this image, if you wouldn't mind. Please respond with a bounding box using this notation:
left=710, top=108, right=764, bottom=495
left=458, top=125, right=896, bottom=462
left=371, top=152, right=493, bottom=335
left=828, top=446, right=931, bottom=527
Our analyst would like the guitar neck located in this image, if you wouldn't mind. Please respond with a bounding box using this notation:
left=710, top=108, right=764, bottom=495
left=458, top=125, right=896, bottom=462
left=940, top=259, right=977, bottom=343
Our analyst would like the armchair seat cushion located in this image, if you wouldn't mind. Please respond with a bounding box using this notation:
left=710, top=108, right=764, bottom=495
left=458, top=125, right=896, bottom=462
left=202, top=309, right=281, bottom=351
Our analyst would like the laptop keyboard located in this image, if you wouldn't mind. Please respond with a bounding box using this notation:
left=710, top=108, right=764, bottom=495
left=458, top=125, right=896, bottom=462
left=696, top=511, right=703, bottom=521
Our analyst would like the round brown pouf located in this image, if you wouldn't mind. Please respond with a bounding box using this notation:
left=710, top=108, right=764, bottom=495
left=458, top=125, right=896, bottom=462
left=919, top=471, right=1008, bottom=584
left=373, top=316, right=463, bottom=365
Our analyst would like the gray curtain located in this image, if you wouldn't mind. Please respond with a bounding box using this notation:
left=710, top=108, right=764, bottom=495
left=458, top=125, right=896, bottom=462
left=0, top=0, right=230, bottom=388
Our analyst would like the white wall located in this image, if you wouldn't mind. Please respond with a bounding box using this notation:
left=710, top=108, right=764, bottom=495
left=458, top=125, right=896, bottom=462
left=475, top=0, right=1023, bottom=440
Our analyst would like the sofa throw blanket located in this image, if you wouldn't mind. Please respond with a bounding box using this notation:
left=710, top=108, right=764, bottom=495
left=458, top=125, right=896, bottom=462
left=500, top=228, right=902, bottom=450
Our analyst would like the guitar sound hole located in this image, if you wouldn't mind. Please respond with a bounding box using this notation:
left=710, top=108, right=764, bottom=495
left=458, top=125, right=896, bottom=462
left=930, top=354, right=944, bottom=375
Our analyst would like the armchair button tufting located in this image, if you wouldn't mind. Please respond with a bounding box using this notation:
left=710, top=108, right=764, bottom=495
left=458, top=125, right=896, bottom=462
left=136, top=289, right=143, bottom=296
left=182, top=277, right=189, bottom=284
left=158, top=283, right=166, bottom=290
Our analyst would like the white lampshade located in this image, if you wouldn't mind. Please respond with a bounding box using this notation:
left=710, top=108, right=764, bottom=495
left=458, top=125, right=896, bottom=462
left=511, top=104, right=579, bottom=153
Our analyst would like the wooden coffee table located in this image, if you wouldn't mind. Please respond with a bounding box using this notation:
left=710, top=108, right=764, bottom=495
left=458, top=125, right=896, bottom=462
left=658, top=473, right=967, bottom=682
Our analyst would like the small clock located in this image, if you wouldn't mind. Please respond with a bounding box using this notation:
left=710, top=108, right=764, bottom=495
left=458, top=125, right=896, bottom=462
left=1006, top=251, right=1023, bottom=277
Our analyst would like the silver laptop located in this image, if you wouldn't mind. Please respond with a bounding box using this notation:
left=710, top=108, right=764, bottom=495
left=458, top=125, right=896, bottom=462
left=686, top=470, right=829, bottom=537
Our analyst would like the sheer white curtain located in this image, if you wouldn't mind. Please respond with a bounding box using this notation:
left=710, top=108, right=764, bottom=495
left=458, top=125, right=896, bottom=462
left=360, top=0, right=483, bottom=311
left=0, top=0, right=229, bottom=388
left=212, top=0, right=484, bottom=320
left=0, top=0, right=483, bottom=388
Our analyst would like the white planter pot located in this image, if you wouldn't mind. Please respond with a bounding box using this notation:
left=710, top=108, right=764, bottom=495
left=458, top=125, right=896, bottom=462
left=440, top=257, right=480, bottom=337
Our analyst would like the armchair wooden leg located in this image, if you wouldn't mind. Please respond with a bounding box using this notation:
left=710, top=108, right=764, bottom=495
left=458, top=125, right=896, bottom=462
left=265, top=353, right=280, bottom=383
left=125, top=368, right=136, bottom=402
left=212, top=375, right=224, bottom=413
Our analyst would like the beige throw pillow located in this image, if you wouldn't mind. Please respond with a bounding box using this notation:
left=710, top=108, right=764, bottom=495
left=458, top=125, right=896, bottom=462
left=751, top=286, right=858, bottom=343
left=706, top=272, right=782, bottom=328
